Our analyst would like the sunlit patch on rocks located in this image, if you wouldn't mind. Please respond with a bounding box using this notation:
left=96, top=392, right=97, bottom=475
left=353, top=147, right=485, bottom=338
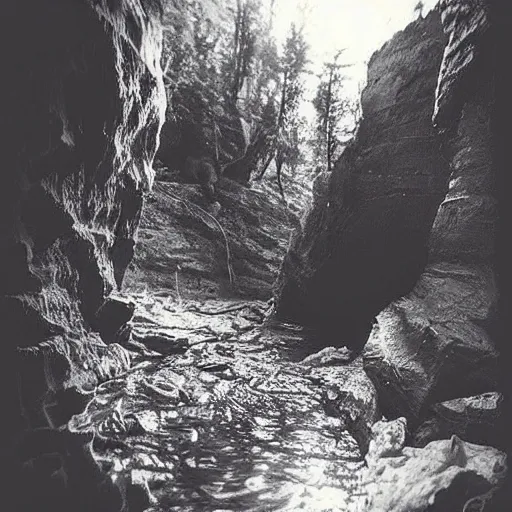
left=69, top=295, right=372, bottom=510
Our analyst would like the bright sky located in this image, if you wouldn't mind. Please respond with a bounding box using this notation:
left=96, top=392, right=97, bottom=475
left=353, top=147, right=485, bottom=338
left=271, top=0, right=439, bottom=108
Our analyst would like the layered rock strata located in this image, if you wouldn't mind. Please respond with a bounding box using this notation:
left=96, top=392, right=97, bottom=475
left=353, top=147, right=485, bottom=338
left=275, top=2, right=507, bottom=501
left=363, top=0, right=499, bottom=429
left=275, top=10, right=449, bottom=347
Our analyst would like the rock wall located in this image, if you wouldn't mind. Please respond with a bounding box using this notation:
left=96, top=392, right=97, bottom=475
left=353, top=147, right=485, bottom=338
left=275, top=10, right=449, bottom=347
left=275, top=0, right=506, bottom=454
left=363, top=0, right=500, bottom=433
left=2, top=1, right=166, bottom=510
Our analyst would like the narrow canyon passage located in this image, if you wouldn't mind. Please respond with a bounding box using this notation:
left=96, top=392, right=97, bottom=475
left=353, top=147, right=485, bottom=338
left=70, top=296, right=370, bottom=511
left=9, top=1, right=508, bottom=511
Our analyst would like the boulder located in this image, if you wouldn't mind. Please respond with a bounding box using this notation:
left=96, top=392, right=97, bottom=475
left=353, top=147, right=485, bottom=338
left=93, top=296, right=136, bottom=344
left=363, top=264, right=498, bottom=424
left=363, top=418, right=508, bottom=512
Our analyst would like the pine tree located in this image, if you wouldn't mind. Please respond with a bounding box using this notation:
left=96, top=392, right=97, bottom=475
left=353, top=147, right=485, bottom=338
left=414, top=1, right=425, bottom=18
left=313, top=51, right=351, bottom=172
left=257, top=23, right=309, bottom=195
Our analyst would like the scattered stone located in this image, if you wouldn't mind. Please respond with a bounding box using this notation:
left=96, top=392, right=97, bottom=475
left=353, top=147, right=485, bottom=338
left=132, top=330, right=188, bottom=356
left=209, top=201, right=222, bottom=216
left=366, top=417, right=407, bottom=462
left=301, top=346, right=353, bottom=366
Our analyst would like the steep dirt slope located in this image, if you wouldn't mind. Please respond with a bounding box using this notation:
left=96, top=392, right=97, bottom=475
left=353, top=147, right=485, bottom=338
left=124, top=175, right=304, bottom=301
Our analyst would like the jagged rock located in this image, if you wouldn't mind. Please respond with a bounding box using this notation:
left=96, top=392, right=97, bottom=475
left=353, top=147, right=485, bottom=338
left=18, top=336, right=131, bottom=428
left=413, top=392, right=505, bottom=448
left=275, top=10, right=449, bottom=347
left=4, top=0, right=164, bottom=406
left=3, top=1, right=166, bottom=510
left=312, top=356, right=380, bottom=455
left=363, top=418, right=508, bottom=512
left=363, top=0, right=499, bottom=430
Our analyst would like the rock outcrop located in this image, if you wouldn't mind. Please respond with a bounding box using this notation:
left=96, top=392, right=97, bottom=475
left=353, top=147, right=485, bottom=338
left=413, top=392, right=506, bottom=449
left=3, top=1, right=166, bottom=510
left=275, top=0, right=505, bottom=452
left=362, top=418, right=508, bottom=512
left=363, top=0, right=500, bottom=430
left=274, top=1, right=508, bottom=501
left=123, top=175, right=301, bottom=301
left=275, top=10, right=449, bottom=347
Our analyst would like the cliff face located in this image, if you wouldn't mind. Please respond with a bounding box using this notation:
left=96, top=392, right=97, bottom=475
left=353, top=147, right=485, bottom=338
left=363, top=0, right=500, bottom=431
left=3, top=1, right=166, bottom=509
left=276, top=0, right=503, bottom=449
left=275, top=10, right=449, bottom=347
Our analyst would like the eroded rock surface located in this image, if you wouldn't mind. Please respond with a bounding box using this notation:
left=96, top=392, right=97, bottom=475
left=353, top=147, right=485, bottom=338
left=4, top=1, right=166, bottom=510
left=275, top=10, right=449, bottom=348
left=362, top=418, right=508, bottom=512
left=363, top=0, right=500, bottom=431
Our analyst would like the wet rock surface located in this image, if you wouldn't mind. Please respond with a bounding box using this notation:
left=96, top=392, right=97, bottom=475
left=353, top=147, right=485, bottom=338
left=69, top=296, right=376, bottom=511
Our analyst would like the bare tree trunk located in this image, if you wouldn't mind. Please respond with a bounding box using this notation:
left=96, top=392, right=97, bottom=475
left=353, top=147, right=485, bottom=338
left=256, top=151, right=275, bottom=180
left=231, top=0, right=242, bottom=101
left=326, top=67, right=333, bottom=172
left=257, top=69, right=288, bottom=180
left=275, top=156, right=285, bottom=198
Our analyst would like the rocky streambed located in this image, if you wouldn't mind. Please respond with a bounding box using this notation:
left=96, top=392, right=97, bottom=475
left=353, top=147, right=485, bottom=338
left=65, top=294, right=507, bottom=512
left=69, top=295, right=373, bottom=511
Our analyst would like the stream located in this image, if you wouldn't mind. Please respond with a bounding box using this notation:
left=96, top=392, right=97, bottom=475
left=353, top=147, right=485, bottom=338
left=69, top=295, right=370, bottom=511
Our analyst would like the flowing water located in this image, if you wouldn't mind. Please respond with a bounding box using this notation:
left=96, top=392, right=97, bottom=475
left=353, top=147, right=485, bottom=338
left=69, top=295, right=369, bottom=511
